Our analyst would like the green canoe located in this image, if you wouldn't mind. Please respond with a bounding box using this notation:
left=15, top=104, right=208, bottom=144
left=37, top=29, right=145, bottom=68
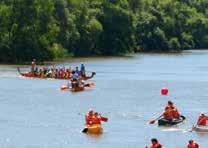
left=158, top=115, right=186, bottom=126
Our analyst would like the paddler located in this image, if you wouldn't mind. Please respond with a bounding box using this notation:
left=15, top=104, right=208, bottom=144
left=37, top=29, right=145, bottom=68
left=187, top=140, right=199, bottom=148
left=197, top=113, right=208, bottom=126
left=75, top=66, right=81, bottom=76
left=150, top=138, right=162, bottom=148
left=71, top=71, right=80, bottom=88
left=165, top=101, right=180, bottom=119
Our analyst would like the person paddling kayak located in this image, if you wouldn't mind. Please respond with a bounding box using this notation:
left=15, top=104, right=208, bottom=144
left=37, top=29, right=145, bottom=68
left=83, top=109, right=108, bottom=134
left=85, top=110, right=108, bottom=125
left=149, top=138, right=162, bottom=148
left=187, top=140, right=199, bottom=148
left=197, top=113, right=208, bottom=126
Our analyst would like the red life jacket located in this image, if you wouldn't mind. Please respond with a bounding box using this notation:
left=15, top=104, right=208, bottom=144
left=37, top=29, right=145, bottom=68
left=151, top=143, right=162, bottom=148
left=163, top=110, right=173, bottom=120
left=187, top=143, right=199, bottom=148
left=197, top=116, right=207, bottom=126
left=172, top=108, right=180, bottom=119
left=85, top=115, right=93, bottom=125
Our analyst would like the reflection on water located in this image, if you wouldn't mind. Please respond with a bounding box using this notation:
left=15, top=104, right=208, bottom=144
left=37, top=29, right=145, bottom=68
left=1, top=50, right=208, bottom=147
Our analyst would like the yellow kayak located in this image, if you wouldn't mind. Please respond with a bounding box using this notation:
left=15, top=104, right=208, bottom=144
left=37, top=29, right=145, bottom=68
left=83, top=124, right=103, bottom=134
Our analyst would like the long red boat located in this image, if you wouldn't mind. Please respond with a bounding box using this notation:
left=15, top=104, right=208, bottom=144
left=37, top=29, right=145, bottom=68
left=17, top=67, right=96, bottom=80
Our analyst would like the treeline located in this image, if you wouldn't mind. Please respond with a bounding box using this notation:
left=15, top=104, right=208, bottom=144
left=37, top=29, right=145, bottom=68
left=0, top=0, right=208, bottom=63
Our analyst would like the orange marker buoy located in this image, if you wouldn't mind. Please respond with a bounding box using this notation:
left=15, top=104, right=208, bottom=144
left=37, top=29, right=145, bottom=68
left=161, top=87, right=168, bottom=95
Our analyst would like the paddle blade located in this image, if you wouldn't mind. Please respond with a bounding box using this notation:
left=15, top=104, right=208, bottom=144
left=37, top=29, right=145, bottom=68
left=101, top=117, right=108, bottom=122
left=60, top=84, right=69, bottom=90
left=82, top=128, right=88, bottom=133
left=149, top=120, right=156, bottom=124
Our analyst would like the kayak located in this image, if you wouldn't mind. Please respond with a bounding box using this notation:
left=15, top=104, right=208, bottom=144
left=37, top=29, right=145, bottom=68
left=158, top=115, right=186, bottom=126
left=17, top=67, right=96, bottom=80
left=83, top=124, right=103, bottom=134
left=193, top=125, right=208, bottom=132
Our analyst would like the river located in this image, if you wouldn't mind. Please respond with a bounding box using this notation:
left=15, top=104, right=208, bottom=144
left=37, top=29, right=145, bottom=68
left=0, top=50, right=208, bottom=148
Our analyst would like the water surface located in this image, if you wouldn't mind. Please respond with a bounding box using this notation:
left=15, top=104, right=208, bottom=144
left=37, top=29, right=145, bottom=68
left=0, top=50, right=208, bottom=148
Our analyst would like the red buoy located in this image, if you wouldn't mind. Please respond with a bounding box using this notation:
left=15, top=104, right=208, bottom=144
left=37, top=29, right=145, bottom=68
left=161, top=87, right=168, bottom=95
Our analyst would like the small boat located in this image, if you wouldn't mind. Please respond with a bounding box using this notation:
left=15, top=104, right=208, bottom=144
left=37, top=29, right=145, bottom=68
left=17, top=67, right=96, bottom=80
left=60, top=82, right=95, bottom=92
left=158, top=115, right=186, bottom=126
left=82, top=124, right=103, bottom=134
left=192, top=125, right=208, bottom=132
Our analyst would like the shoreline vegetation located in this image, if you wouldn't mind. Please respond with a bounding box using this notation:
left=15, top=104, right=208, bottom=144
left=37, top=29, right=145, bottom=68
left=0, top=0, right=208, bottom=63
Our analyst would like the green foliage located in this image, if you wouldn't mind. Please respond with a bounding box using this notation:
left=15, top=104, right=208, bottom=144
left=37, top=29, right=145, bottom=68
left=0, top=0, right=208, bottom=63
left=168, top=37, right=181, bottom=51
left=49, top=43, right=68, bottom=59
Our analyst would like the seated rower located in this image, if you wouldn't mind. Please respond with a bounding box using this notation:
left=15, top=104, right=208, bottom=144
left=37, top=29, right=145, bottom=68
left=71, top=71, right=80, bottom=88
left=187, top=140, right=199, bottom=148
left=165, top=101, right=180, bottom=119
left=75, top=66, right=81, bottom=76
left=85, top=110, right=108, bottom=125
left=150, top=138, right=162, bottom=148
left=197, top=113, right=208, bottom=126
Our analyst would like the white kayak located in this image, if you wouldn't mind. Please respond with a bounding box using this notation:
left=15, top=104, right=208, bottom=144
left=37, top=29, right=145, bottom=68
left=193, top=125, right=208, bottom=132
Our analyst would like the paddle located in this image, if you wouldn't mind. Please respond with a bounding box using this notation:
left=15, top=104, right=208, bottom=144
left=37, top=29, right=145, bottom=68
left=101, top=116, right=108, bottom=122
left=149, top=115, right=163, bottom=124
left=84, top=82, right=95, bottom=87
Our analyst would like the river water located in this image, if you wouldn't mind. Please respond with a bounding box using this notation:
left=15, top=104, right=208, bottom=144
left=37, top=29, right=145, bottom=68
left=0, top=50, right=208, bottom=148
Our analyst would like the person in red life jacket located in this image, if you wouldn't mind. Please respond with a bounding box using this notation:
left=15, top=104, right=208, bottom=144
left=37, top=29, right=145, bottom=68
left=163, top=107, right=173, bottom=120
left=150, top=138, right=162, bottom=148
left=187, top=140, right=199, bottom=148
left=165, top=101, right=180, bottom=119
left=85, top=110, right=94, bottom=125
left=197, top=113, right=208, bottom=126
